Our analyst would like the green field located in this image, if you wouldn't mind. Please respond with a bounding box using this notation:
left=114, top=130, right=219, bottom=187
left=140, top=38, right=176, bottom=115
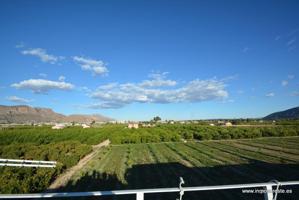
left=61, top=137, right=299, bottom=200
left=1, top=125, right=299, bottom=199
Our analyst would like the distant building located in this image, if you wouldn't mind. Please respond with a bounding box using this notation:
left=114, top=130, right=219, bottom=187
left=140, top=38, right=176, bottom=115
left=141, top=123, right=156, bottom=127
left=52, top=124, right=65, bottom=129
left=128, top=123, right=139, bottom=129
left=217, top=120, right=225, bottom=126
left=82, top=124, right=90, bottom=129
left=225, top=122, right=232, bottom=126
left=209, top=123, right=215, bottom=126
left=217, top=121, right=232, bottom=126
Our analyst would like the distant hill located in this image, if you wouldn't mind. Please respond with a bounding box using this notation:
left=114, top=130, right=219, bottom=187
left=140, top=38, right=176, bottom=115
left=264, top=106, right=299, bottom=120
left=65, top=114, right=112, bottom=123
left=0, top=105, right=113, bottom=124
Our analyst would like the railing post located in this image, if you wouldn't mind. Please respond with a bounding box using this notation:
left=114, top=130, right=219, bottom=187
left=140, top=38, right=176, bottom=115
left=263, top=185, right=273, bottom=200
left=136, top=192, right=144, bottom=200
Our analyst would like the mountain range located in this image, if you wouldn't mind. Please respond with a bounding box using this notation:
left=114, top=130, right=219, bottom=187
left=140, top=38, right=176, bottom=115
left=0, top=105, right=113, bottom=124
left=1, top=105, right=298, bottom=124
left=263, top=106, right=299, bottom=120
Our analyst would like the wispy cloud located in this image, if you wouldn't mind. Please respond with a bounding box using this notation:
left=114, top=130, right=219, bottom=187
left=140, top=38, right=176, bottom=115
left=15, top=42, right=25, bottom=49
left=286, top=38, right=296, bottom=46
left=242, top=47, right=249, bottom=53
left=6, top=96, right=32, bottom=103
left=87, top=74, right=229, bottom=109
left=220, top=74, right=239, bottom=81
left=288, top=46, right=296, bottom=51
left=73, top=56, right=108, bottom=76
left=21, top=48, right=63, bottom=64
left=38, top=73, right=47, bottom=78
left=275, top=29, right=298, bottom=51
left=265, top=92, right=275, bottom=97
left=288, top=74, right=295, bottom=79
left=58, top=75, right=66, bottom=81
left=281, top=80, right=288, bottom=86
left=291, top=91, right=299, bottom=96
left=275, top=35, right=281, bottom=41
left=86, top=102, right=125, bottom=109
left=286, top=37, right=297, bottom=51
left=78, top=86, right=91, bottom=93
left=221, top=99, right=235, bottom=104
left=11, top=79, right=74, bottom=94
left=287, top=28, right=299, bottom=37
left=139, top=72, right=177, bottom=87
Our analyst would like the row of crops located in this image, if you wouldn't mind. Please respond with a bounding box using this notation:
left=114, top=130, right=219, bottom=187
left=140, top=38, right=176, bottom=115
left=63, top=137, right=299, bottom=200
left=0, top=124, right=299, bottom=197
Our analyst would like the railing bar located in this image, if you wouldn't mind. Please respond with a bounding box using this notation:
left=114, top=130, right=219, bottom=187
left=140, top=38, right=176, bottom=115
left=0, top=181, right=298, bottom=199
left=0, top=163, right=56, bottom=168
left=183, top=181, right=299, bottom=191
left=0, top=159, right=56, bottom=164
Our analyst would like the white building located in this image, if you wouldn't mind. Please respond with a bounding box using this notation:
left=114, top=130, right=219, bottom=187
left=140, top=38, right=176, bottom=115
left=128, top=123, right=139, bottom=129
left=52, top=124, right=65, bottom=129
left=82, top=124, right=90, bottom=129
left=225, top=122, right=233, bottom=126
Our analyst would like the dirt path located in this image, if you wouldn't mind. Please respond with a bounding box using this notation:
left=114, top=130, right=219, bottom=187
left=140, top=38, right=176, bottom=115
left=48, top=139, right=110, bottom=190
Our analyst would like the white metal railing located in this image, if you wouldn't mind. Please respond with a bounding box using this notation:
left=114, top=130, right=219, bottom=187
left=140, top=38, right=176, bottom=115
left=0, top=180, right=298, bottom=200
left=0, top=158, right=56, bottom=168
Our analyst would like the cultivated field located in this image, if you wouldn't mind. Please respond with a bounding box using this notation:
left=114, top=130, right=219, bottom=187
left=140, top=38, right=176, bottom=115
left=61, top=137, right=299, bottom=200
left=0, top=125, right=299, bottom=199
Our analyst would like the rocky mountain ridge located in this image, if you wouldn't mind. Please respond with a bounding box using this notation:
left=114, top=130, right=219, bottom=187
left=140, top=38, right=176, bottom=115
left=0, top=105, right=112, bottom=124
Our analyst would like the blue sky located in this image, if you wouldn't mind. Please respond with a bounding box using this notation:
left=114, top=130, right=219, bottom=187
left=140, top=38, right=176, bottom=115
left=0, top=0, right=298, bottom=120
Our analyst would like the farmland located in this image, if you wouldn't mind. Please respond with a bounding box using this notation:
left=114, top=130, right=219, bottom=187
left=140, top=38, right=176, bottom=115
left=58, top=137, right=299, bottom=199
left=0, top=124, right=299, bottom=199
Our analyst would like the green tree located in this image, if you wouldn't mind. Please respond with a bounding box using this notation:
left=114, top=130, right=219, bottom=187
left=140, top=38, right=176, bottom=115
left=153, top=116, right=161, bottom=122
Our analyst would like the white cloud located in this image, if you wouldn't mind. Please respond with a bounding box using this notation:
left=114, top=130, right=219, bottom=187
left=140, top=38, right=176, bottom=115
left=139, top=72, right=177, bottom=87
left=265, top=92, right=275, bottom=97
left=22, top=48, right=63, bottom=64
left=11, top=79, right=74, bottom=94
left=73, top=56, right=108, bottom=76
left=89, top=77, right=228, bottom=109
left=6, top=96, right=32, bottom=103
left=281, top=80, right=288, bottom=86
left=58, top=76, right=66, bottom=81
